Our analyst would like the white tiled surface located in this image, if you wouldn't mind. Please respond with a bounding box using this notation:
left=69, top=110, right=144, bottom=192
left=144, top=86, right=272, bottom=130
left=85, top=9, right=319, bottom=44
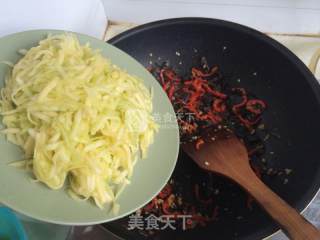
left=0, top=0, right=107, bottom=39
left=102, top=0, right=320, bottom=34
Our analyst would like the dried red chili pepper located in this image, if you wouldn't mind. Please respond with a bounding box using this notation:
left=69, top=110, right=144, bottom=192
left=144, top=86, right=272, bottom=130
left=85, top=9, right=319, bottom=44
left=246, top=99, right=266, bottom=114
left=158, top=184, right=172, bottom=199
left=162, top=196, right=180, bottom=216
left=168, top=85, right=175, bottom=100
left=179, top=119, right=197, bottom=134
left=213, top=99, right=226, bottom=113
left=237, top=114, right=261, bottom=128
left=203, top=84, right=227, bottom=99
left=143, top=198, right=157, bottom=212
left=195, top=139, right=205, bottom=150
left=162, top=200, right=173, bottom=215
left=232, top=88, right=248, bottom=113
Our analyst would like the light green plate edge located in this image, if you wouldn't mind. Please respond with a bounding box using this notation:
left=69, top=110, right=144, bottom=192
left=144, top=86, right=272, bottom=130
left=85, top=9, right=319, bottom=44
left=0, top=30, right=179, bottom=225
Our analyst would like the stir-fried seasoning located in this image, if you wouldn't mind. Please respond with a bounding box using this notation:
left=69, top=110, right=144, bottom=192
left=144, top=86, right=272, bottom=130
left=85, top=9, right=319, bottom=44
left=103, top=63, right=293, bottom=238
left=134, top=64, right=268, bottom=230
left=149, top=64, right=267, bottom=143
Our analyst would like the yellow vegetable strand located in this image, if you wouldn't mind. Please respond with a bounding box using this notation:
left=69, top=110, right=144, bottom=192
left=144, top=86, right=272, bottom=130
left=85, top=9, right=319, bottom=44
left=0, top=34, right=158, bottom=209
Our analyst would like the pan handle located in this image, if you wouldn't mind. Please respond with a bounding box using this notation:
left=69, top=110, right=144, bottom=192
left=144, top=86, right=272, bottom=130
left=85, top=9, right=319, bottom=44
left=308, top=48, right=320, bottom=77
left=308, top=48, right=320, bottom=93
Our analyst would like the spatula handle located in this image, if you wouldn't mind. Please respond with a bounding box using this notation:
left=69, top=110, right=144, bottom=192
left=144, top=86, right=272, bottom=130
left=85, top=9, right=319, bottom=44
left=234, top=169, right=320, bottom=240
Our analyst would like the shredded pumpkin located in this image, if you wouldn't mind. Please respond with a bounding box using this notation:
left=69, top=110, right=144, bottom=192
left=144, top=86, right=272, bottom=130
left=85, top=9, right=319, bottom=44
left=0, top=34, right=158, bottom=210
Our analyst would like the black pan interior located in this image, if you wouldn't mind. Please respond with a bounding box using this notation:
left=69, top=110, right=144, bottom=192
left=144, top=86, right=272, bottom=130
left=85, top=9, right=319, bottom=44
left=104, top=18, right=320, bottom=240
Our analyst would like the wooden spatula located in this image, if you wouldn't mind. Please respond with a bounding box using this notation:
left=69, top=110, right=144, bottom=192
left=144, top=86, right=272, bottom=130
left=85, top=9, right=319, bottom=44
left=183, top=132, right=320, bottom=240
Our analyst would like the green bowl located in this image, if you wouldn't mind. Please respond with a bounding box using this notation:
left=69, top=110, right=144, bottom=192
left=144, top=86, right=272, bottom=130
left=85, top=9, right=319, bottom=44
left=0, top=30, right=179, bottom=225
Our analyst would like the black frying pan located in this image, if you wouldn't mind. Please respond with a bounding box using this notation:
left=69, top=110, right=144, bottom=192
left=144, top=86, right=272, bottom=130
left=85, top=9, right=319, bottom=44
left=102, top=18, right=320, bottom=240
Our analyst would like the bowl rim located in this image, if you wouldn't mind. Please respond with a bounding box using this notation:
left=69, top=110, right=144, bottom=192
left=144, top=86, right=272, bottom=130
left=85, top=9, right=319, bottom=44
left=0, top=29, right=180, bottom=225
